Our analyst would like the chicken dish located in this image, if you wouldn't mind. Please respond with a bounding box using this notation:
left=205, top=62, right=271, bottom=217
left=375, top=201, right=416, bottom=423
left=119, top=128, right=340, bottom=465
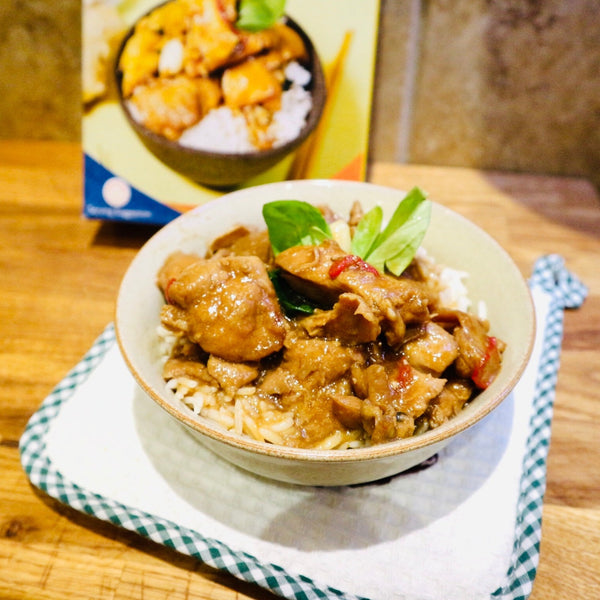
left=118, top=0, right=312, bottom=151
left=156, top=199, right=505, bottom=449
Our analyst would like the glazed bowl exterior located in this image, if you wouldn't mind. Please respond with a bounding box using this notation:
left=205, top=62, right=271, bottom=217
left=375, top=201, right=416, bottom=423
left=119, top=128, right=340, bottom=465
left=115, top=180, right=535, bottom=486
left=114, top=12, right=326, bottom=188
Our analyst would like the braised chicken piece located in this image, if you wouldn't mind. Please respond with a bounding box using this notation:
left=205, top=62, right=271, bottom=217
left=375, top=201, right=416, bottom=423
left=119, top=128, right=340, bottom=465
left=119, top=26, right=162, bottom=97
left=422, top=379, right=474, bottom=430
left=331, top=395, right=364, bottom=430
left=300, top=293, right=381, bottom=344
left=358, top=360, right=446, bottom=443
left=222, top=59, right=282, bottom=109
left=207, top=225, right=253, bottom=255
left=248, top=23, right=308, bottom=72
left=206, top=355, right=259, bottom=396
left=128, top=76, right=221, bottom=139
left=333, top=353, right=448, bottom=442
left=138, top=0, right=189, bottom=38
left=162, top=335, right=213, bottom=383
left=437, top=310, right=506, bottom=389
left=270, top=23, right=309, bottom=64
left=274, top=239, right=353, bottom=305
left=256, top=332, right=366, bottom=448
left=275, top=239, right=435, bottom=347
left=158, top=254, right=286, bottom=362
left=163, top=357, right=213, bottom=384
left=156, top=251, right=203, bottom=293
left=279, top=332, right=365, bottom=391
left=258, top=333, right=363, bottom=397
left=183, top=0, right=240, bottom=76
left=402, top=322, right=459, bottom=376
left=226, top=27, right=281, bottom=66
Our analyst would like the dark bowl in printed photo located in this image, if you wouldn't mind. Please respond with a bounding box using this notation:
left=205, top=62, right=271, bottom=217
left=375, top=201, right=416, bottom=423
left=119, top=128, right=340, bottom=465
left=114, top=5, right=326, bottom=188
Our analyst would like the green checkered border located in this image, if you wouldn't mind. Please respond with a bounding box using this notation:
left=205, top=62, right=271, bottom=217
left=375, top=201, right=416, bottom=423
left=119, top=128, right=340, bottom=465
left=491, top=255, right=587, bottom=599
left=19, top=255, right=586, bottom=600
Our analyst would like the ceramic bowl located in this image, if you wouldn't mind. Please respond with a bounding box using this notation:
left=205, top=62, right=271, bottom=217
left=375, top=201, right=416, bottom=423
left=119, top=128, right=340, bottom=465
left=114, top=11, right=326, bottom=188
left=115, top=180, right=535, bottom=486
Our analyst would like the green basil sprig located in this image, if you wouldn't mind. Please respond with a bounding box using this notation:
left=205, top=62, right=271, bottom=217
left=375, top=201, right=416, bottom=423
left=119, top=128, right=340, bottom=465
left=262, top=187, right=431, bottom=276
left=262, top=199, right=332, bottom=256
left=236, top=0, right=286, bottom=31
left=356, top=187, right=431, bottom=276
left=349, top=204, right=383, bottom=258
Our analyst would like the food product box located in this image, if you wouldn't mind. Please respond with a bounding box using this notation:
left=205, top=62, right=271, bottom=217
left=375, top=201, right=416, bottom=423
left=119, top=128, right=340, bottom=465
left=82, top=0, right=380, bottom=225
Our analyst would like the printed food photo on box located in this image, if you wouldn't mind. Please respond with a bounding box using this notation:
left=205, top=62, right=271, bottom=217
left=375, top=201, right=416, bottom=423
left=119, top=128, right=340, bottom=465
left=82, top=0, right=380, bottom=224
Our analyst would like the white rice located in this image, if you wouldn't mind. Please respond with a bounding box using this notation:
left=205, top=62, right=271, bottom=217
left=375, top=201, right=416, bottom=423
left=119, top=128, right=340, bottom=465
left=178, top=61, right=313, bottom=153
left=159, top=337, right=298, bottom=442
left=438, top=266, right=488, bottom=320
left=415, top=247, right=473, bottom=314
left=178, top=106, right=256, bottom=152
left=158, top=38, right=184, bottom=76
left=268, top=83, right=313, bottom=147
left=284, top=61, right=311, bottom=86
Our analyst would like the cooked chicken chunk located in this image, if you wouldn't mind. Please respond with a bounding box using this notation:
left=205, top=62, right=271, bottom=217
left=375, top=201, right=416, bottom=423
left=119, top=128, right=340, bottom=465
left=453, top=311, right=505, bottom=389
left=207, top=226, right=273, bottom=265
left=206, top=355, right=259, bottom=395
left=402, top=321, right=459, bottom=376
left=423, top=379, right=473, bottom=429
left=360, top=360, right=446, bottom=443
left=128, top=75, right=221, bottom=140
left=300, top=293, right=381, bottom=344
left=159, top=254, right=286, bottom=362
left=275, top=240, right=434, bottom=346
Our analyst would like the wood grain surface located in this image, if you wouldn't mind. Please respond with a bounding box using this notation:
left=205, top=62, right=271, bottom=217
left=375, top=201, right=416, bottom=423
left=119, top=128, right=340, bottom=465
left=1, top=141, right=598, bottom=599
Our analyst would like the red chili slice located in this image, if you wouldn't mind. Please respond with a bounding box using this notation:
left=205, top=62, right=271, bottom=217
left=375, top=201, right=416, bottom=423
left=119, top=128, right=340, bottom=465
left=471, top=336, right=499, bottom=389
left=215, top=0, right=230, bottom=23
left=329, top=255, right=379, bottom=279
left=164, top=277, right=177, bottom=304
left=395, top=358, right=413, bottom=389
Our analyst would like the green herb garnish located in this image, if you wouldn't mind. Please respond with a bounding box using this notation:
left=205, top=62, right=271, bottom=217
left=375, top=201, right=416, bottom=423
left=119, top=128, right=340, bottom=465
left=360, top=187, right=431, bottom=276
left=263, top=188, right=431, bottom=313
left=268, top=269, right=315, bottom=315
left=262, top=199, right=332, bottom=256
left=350, top=204, right=383, bottom=258
left=236, top=0, right=286, bottom=31
left=263, top=187, right=430, bottom=276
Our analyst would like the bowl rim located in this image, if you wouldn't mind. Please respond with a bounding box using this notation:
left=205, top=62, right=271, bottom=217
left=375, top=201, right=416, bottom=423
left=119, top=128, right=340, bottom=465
left=115, top=179, right=536, bottom=465
left=113, top=6, right=327, bottom=161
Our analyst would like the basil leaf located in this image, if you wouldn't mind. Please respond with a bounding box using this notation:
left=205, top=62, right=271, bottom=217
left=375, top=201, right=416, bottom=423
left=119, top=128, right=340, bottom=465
left=364, top=188, right=431, bottom=275
left=236, top=0, right=286, bottom=31
left=263, top=200, right=332, bottom=256
left=372, top=186, right=427, bottom=248
left=301, top=225, right=331, bottom=247
left=376, top=200, right=431, bottom=275
left=269, top=269, right=316, bottom=315
left=350, top=205, right=383, bottom=258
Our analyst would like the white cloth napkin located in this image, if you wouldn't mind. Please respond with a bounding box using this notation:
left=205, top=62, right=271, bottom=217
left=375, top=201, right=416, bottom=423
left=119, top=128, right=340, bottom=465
left=36, top=285, right=552, bottom=600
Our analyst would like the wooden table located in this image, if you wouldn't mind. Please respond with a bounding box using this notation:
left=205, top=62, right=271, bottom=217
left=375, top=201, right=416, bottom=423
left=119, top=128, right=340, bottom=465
left=1, top=141, right=598, bottom=599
